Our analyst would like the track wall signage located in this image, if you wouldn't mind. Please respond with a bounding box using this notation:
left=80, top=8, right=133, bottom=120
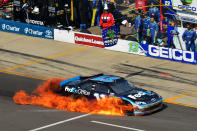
left=74, top=33, right=104, bottom=48
left=102, top=26, right=119, bottom=47
left=0, top=19, right=54, bottom=39
left=1, top=19, right=197, bottom=65
left=107, top=40, right=197, bottom=64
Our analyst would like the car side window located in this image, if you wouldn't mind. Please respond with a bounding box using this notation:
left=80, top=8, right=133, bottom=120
left=94, top=84, right=109, bottom=93
left=80, top=82, right=92, bottom=91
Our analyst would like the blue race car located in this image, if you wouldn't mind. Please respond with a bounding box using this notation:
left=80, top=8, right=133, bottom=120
left=60, top=74, right=163, bottom=116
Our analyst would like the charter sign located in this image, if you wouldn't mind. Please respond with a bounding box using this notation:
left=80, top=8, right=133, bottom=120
left=1, top=24, right=20, bottom=32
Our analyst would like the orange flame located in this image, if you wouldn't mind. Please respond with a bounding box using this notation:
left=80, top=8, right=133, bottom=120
left=13, top=78, right=133, bottom=116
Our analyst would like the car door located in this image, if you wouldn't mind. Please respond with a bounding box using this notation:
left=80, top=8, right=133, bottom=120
left=93, top=83, right=110, bottom=100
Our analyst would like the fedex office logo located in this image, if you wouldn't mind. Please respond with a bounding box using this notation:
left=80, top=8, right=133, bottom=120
left=1, top=24, right=20, bottom=32
left=149, top=45, right=195, bottom=63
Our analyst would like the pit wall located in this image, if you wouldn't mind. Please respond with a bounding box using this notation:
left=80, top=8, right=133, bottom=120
left=0, top=19, right=54, bottom=39
left=0, top=19, right=197, bottom=65
left=54, top=29, right=197, bottom=65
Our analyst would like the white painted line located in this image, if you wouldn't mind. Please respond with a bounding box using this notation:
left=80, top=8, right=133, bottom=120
left=29, top=114, right=91, bottom=131
left=91, top=120, right=145, bottom=131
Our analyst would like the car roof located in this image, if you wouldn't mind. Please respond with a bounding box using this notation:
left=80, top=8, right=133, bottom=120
left=90, top=75, right=121, bottom=83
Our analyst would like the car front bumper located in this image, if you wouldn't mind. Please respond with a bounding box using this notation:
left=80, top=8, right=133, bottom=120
left=133, top=101, right=163, bottom=116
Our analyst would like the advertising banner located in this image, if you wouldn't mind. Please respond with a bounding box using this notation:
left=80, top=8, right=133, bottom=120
left=163, top=0, right=197, bottom=23
left=171, top=0, right=197, bottom=13
left=74, top=33, right=104, bottom=48
left=0, top=19, right=54, bottom=39
left=54, top=29, right=75, bottom=44
left=106, top=39, right=197, bottom=65
left=102, top=26, right=119, bottom=47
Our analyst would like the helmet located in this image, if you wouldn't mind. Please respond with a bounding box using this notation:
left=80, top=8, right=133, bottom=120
left=104, top=3, right=108, bottom=10
left=32, top=6, right=39, bottom=14
left=121, top=20, right=128, bottom=25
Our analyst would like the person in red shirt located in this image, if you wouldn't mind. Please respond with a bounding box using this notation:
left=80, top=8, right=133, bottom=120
left=99, top=4, right=114, bottom=29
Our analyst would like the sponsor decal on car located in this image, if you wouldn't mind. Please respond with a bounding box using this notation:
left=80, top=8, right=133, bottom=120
left=102, top=26, right=119, bottom=47
left=128, top=92, right=146, bottom=100
left=74, top=33, right=104, bottom=48
left=65, top=87, right=90, bottom=96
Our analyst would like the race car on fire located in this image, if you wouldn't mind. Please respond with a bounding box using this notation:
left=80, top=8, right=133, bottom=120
left=59, top=74, right=163, bottom=116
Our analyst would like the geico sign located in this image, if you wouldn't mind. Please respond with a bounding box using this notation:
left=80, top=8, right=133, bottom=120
left=1, top=24, right=20, bottom=32
left=149, top=45, right=195, bottom=62
left=178, top=5, right=196, bottom=12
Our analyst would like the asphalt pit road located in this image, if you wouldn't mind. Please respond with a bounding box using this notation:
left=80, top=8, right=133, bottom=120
left=0, top=89, right=14, bottom=97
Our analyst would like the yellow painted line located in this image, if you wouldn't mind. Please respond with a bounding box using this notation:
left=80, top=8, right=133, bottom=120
left=163, top=90, right=197, bottom=102
left=0, top=46, right=89, bottom=72
left=2, top=71, right=46, bottom=80
left=164, top=100, right=197, bottom=109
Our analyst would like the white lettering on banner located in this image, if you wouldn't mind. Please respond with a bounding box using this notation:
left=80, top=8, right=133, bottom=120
left=149, top=45, right=195, bottom=62
left=75, top=36, right=91, bottom=43
left=92, top=39, right=103, bottom=45
left=45, top=30, right=53, bottom=38
left=105, top=39, right=118, bottom=44
left=160, top=47, right=169, bottom=58
left=1, top=24, right=20, bottom=32
left=24, top=28, right=43, bottom=36
left=75, top=36, right=103, bottom=45
left=26, top=19, right=44, bottom=26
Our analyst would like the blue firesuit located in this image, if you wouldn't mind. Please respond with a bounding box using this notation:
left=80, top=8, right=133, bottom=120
left=135, top=15, right=143, bottom=42
left=182, top=29, right=197, bottom=52
left=92, top=0, right=105, bottom=26
left=143, top=16, right=151, bottom=37
left=149, top=21, right=158, bottom=44
left=149, top=7, right=160, bottom=22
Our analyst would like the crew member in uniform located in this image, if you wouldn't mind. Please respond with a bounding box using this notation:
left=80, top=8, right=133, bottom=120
left=149, top=16, right=158, bottom=45
left=142, top=12, right=151, bottom=44
left=182, top=24, right=197, bottom=52
left=134, top=10, right=143, bottom=42
left=149, top=2, right=160, bottom=23
left=99, top=4, right=114, bottom=29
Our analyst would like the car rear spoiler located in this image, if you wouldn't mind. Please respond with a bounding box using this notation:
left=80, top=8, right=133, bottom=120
left=60, top=74, right=104, bottom=87
left=60, top=76, right=81, bottom=87
left=80, top=73, right=104, bottom=80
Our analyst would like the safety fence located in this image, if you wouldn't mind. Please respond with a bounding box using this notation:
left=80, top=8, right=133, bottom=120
left=1, top=19, right=197, bottom=65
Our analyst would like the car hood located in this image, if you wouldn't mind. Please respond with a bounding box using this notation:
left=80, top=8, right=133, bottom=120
left=121, top=88, right=161, bottom=104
